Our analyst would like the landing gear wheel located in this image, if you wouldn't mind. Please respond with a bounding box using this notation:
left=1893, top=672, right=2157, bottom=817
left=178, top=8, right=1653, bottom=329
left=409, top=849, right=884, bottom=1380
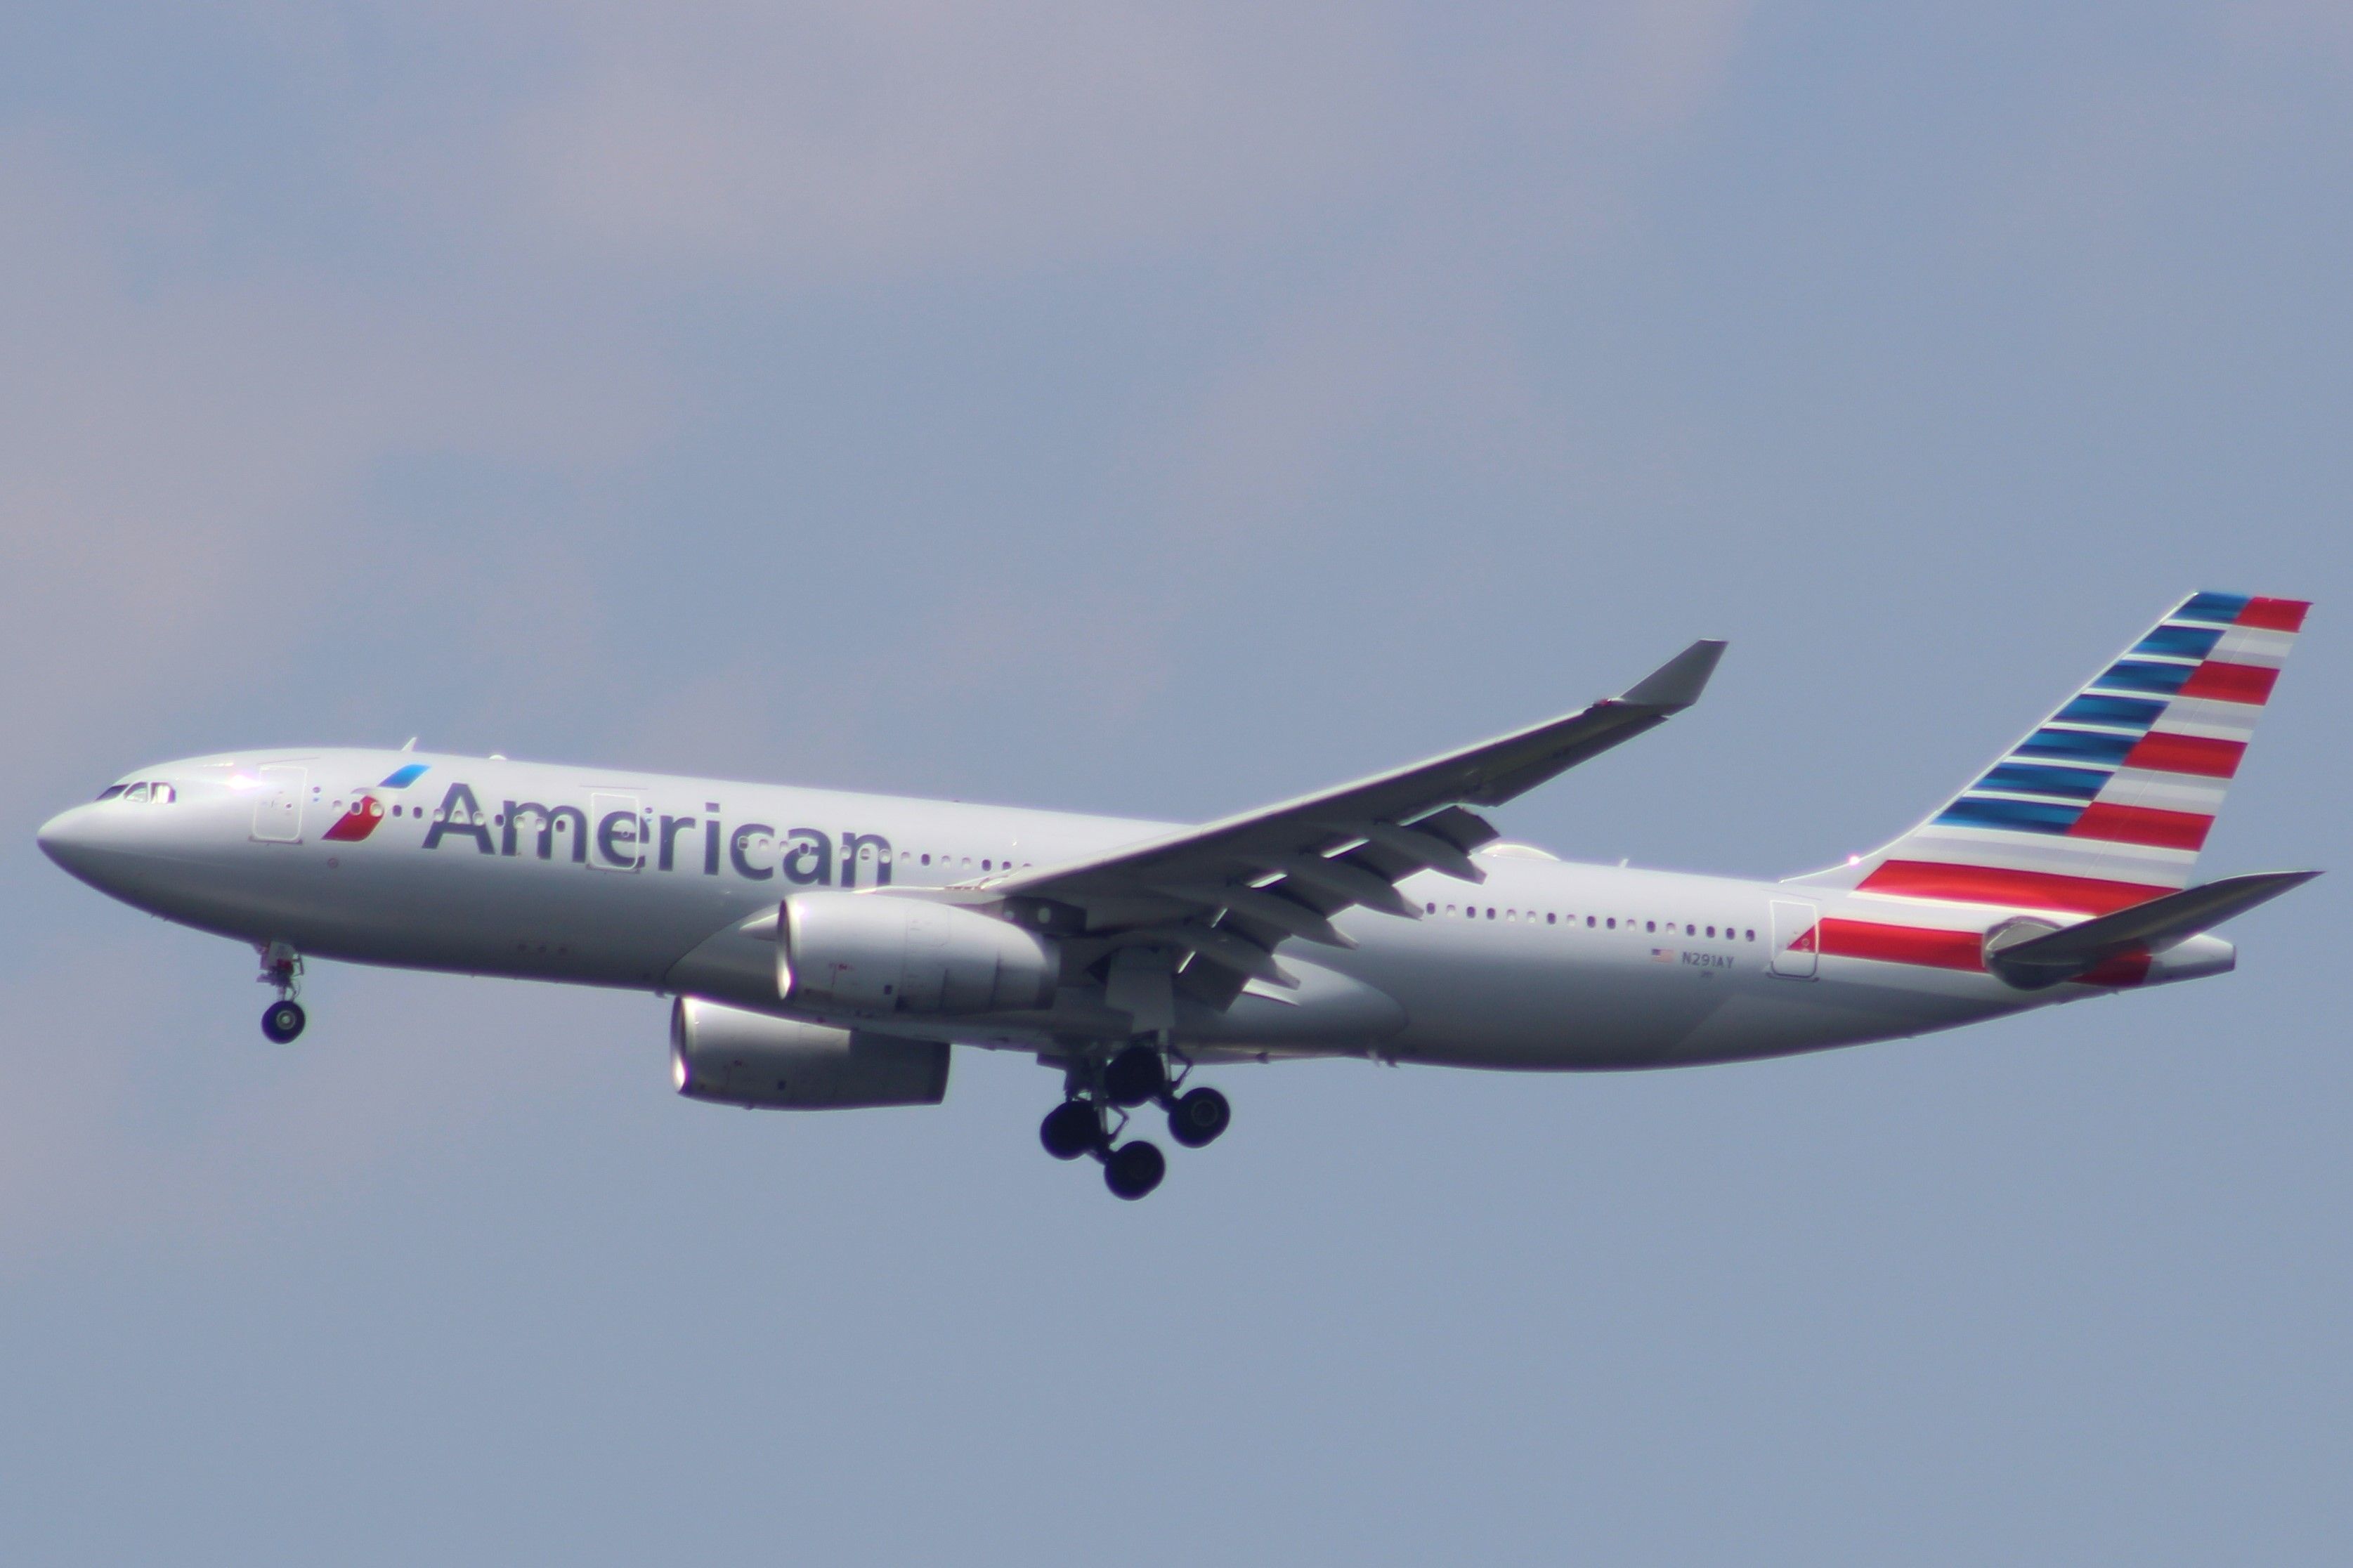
left=1040, top=1099, right=1102, bottom=1161
left=1104, top=1139, right=1166, bottom=1201
left=261, top=1000, right=306, bottom=1043
left=1103, top=1045, right=1167, bottom=1107
left=1167, top=1085, right=1230, bottom=1148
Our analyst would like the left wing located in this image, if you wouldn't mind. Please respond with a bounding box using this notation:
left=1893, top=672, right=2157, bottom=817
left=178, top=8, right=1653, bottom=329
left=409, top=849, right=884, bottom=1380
left=965, top=639, right=1725, bottom=1012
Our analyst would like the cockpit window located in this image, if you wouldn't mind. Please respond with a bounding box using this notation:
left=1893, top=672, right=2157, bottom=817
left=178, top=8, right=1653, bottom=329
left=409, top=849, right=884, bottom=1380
left=96, top=784, right=128, bottom=801
left=151, top=783, right=176, bottom=804
left=124, top=783, right=150, bottom=803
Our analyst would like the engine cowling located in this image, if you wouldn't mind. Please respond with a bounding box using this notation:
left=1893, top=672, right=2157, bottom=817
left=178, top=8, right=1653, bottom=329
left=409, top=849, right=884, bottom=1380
left=670, top=996, right=949, bottom=1109
left=778, top=892, right=1057, bottom=1016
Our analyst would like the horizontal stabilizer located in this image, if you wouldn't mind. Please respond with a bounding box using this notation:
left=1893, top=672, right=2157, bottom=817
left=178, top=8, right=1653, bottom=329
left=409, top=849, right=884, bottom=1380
left=1986, top=869, right=2318, bottom=986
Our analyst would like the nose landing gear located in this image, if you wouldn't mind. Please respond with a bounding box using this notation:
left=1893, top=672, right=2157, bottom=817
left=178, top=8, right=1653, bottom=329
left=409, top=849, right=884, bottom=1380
left=1041, top=1044, right=1229, bottom=1198
left=256, top=941, right=306, bottom=1043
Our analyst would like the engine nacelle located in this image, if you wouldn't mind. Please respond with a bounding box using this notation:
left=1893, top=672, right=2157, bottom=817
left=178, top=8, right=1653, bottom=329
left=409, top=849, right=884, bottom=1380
left=670, top=996, right=949, bottom=1110
left=778, top=892, right=1057, bottom=1016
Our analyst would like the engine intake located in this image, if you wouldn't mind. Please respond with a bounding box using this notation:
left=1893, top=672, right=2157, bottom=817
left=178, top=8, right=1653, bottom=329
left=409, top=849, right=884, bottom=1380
left=778, top=892, right=1057, bottom=1016
left=671, top=996, right=949, bottom=1110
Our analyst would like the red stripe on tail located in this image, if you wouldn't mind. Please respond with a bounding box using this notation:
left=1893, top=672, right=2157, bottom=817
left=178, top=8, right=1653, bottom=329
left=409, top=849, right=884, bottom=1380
left=2122, top=731, right=2244, bottom=778
left=2068, top=802, right=2213, bottom=851
left=2178, top=660, right=2279, bottom=705
left=2237, top=597, right=2309, bottom=632
left=1858, top=860, right=2171, bottom=914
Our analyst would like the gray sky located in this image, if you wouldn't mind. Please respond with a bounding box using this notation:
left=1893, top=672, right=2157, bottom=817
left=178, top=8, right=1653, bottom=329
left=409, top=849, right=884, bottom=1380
left=3, top=4, right=2345, bottom=1562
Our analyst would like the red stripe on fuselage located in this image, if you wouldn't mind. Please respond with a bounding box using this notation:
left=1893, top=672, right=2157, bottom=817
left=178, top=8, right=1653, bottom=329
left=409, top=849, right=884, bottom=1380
left=1817, top=919, right=1983, bottom=971
left=1857, top=860, right=2170, bottom=915
left=2237, top=597, right=2309, bottom=632
left=1811, top=918, right=2150, bottom=988
left=2177, top=660, right=2278, bottom=705
left=2122, top=731, right=2244, bottom=778
left=2068, top=801, right=2212, bottom=850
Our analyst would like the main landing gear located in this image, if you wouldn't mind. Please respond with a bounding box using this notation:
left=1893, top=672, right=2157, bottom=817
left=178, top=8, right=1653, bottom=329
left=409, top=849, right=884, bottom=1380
left=256, top=941, right=307, bottom=1043
left=1038, top=1043, right=1230, bottom=1201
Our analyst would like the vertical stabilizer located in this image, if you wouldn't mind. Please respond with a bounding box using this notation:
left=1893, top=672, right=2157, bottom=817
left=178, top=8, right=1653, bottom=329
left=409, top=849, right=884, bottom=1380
left=1792, top=592, right=2309, bottom=913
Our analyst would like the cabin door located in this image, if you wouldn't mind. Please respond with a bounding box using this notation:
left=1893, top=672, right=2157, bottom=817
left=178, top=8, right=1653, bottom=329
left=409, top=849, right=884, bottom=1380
left=1768, top=898, right=1819, bottom=979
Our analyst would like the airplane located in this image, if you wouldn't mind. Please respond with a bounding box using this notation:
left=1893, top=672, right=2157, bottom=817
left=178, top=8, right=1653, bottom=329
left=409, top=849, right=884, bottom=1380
left=37, top=591, right=2314, bottom=1199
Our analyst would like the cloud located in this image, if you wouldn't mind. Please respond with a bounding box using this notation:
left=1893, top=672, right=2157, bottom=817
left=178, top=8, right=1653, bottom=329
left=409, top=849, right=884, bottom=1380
left=0, top=128, right=669, bottom=827
left=346, top=0, right=1759, bottom=285
left=490, top=1, right=1394, bottom=280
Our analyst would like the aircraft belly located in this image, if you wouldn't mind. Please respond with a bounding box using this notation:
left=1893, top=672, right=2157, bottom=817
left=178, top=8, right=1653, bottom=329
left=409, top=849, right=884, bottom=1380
left=1353, top=944, right=1712, bottom=1070
left=1183, top=960, right=1407, bottom=1054
left=1664, top=981, right=2008, bottom=1066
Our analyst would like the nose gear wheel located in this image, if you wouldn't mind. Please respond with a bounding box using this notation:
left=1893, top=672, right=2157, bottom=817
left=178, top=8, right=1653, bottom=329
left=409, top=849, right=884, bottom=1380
left=254, top=941, right=307, bottom=1042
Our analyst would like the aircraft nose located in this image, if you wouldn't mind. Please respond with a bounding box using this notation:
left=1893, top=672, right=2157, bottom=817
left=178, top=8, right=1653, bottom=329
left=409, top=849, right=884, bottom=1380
left=37, top=803, right=117, bottom=883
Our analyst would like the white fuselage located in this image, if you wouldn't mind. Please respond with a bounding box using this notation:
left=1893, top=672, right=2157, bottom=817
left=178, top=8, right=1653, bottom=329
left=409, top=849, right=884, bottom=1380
left=39, top=747, right=2234, bottom=1073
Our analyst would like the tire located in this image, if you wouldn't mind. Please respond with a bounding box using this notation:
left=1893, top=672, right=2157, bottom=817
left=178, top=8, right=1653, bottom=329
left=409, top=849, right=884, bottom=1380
left=1102, top=1045, right=1166, bottom=1107
left=261, top=1000, right=306, bottom=1044
left=1103, top=1139, right=1166, bottom=1200
left=1039, top=1099, right=1101, bottom=1161
left=1167, top=1085, right=1230, bottom=1148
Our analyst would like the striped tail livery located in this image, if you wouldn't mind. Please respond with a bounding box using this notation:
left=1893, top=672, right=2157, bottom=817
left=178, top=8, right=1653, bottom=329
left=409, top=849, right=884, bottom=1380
left=1826, top=591, right=2309, bottom=917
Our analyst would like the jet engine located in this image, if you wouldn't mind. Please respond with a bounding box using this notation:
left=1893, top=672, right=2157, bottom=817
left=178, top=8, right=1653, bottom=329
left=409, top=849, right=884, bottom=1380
left=670, top=996, right=949, bottom=1109
left=778, top=892, right=1057, bottom=1015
